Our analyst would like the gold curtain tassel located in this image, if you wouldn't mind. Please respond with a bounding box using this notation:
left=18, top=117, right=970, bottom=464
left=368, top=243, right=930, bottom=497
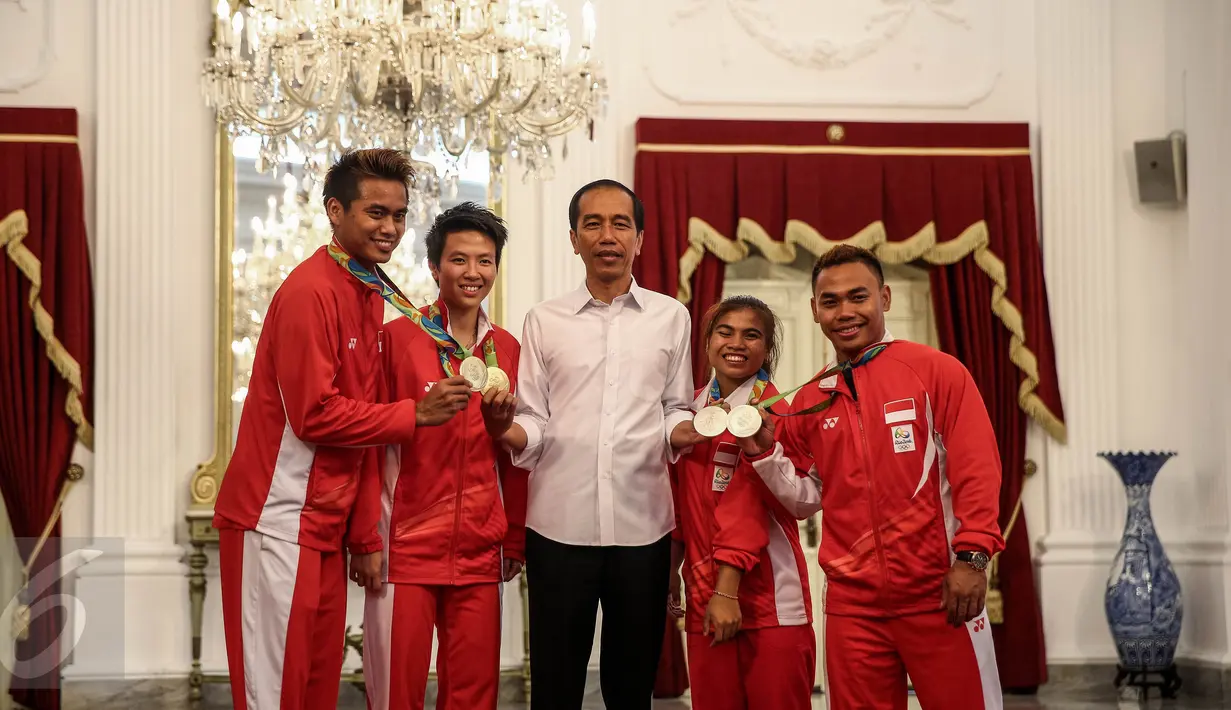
left=11, top=601, right=31, bottom=642
left=986, top=587, right=1004, bottom=625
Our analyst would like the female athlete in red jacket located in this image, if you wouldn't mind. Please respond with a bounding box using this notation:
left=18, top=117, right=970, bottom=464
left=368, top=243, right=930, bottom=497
left=668, top=296, right=816, bottom=710
left=361, top=202, right=526, bottom=710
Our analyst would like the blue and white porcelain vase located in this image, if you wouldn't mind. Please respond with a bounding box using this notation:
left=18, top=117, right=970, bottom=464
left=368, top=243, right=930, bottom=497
left=1100, top=451, right=1182, bottom=671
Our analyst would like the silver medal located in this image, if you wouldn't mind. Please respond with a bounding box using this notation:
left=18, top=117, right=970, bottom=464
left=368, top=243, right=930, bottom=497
left=483, top=366, right=510, bottom=394
left=460, top=356, right=489, bottom=391
left=726, top=405, right=763, bottom=438
left=692, top=406, right=729, bottom=438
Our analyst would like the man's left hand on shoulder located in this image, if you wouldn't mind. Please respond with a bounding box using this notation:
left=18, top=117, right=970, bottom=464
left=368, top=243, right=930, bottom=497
left=940, top=550, right=990, bottom=627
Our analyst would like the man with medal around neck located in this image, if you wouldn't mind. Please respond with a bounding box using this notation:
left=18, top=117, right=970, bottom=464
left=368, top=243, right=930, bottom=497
left=212, top=149, right=473, bottom=710
left=494, top=179, right=710, bottom=709
left=731, top=245, right=1006, bottom=710
left=360, top=202, right=527, bottom=710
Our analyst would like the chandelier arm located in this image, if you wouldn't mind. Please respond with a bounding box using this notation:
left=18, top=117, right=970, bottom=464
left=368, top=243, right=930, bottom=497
left=513, top=108, right=590, bottom=137
left=446, top=58, right=510, bottom=116
left=222, top=77, right=315, bottom=133
left=496, top=83, right=542, bottom=116
left=273, top=38, right=355, bottom=110
left=274, top=56, right=330, bottom=110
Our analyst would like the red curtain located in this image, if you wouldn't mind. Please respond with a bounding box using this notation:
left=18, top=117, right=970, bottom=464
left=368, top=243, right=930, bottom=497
left=633, top=117, right=1064, bottom=691
left=0, top=107, right=94, bottom=709
left=652, top=616, right=689, bottom=697
left=933, top=260, right=1047, bottom=689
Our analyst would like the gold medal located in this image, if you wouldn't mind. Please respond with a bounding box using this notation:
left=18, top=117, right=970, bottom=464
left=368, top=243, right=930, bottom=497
left=460, top=356, right=489, bottom=391
left=726, top=405, right=762, bottom=438
left=482, top=366, right=510, bottom=394
left=692, top=406, right=729, bottom=438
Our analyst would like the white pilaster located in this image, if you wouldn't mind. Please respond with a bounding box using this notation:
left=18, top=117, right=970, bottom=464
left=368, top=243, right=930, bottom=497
left=1037, top=0, right=1120, bottom=543
left=68, top=0, right=196, bottom=679
left=92, top=0, right=179, bottom=544
left=1035, top=0, right=1121, bottom=663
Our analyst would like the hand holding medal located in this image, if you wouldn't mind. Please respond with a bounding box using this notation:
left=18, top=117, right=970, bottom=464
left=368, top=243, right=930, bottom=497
left=480, top=382, right=518, bottom=439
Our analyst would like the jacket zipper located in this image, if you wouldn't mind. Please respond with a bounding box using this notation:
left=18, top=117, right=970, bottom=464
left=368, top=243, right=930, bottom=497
left=449, top=356, right=467, bottom=585
left=849, top=369, right=890, bottom=604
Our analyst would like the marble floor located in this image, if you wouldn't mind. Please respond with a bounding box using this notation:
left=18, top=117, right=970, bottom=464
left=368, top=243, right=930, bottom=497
left=58, top=678, right=1226, bottom=710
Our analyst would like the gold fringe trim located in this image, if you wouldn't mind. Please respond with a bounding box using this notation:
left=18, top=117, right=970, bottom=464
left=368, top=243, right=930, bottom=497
left=0, top=134, right=79, bottom=144
left=636, top=143, right=1030, bottom=157
left=0, top=210, right=94, bottom=450
left=679, top=216, right=1067, bottom=444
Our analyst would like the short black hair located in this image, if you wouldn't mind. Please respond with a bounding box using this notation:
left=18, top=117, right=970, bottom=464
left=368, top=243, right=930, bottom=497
left=425, top=202, right=509, bottom=268
left=568, top=179, right=645, bottom=233
left=810, top=244, right=885, bottom=288
left=322, top=148, right=414, bottom=210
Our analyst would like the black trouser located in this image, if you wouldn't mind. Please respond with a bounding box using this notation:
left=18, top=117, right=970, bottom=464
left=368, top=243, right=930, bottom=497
left=525, top=529, right=673, bottom=710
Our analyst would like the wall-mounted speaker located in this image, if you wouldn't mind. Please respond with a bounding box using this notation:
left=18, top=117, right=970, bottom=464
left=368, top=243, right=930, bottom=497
left=1134, top=131, right=1187, bottom=205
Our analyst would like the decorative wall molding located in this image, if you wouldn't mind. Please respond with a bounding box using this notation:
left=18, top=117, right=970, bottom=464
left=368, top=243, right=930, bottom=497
left=93, top=0, right=180, bottom=547
left=1036, top=0, right=1121, bottom=536
left=0, top=0, right=56, bottom=93
left=641, top=0, right=1003, bottom=107
left=1038, top=533, right=1227, bottom=566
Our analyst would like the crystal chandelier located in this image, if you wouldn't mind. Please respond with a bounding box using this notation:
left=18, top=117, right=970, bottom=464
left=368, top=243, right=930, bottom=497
left=202, top=0, right=607, bottom=203
left=231, top=171, right=439, bottom=403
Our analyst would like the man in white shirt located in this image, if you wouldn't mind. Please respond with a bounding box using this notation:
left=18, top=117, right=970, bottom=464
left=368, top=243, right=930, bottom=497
left=496, top=179, right=708, bottom=709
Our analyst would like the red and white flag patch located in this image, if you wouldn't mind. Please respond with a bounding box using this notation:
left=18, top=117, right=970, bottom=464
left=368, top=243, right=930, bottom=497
left=883, top=398, right=916, bottom=425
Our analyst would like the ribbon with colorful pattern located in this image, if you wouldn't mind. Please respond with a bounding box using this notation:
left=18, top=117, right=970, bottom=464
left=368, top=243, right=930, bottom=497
left=326, top=242, right=475, bottom=368
left=707, top=368, right=770, bottom=407
left=758, top=342, right=890, bottom=418
left=425, top=302, right=500, bottom=378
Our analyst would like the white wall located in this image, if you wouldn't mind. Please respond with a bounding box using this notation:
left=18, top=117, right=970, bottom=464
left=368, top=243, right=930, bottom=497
left=1035, top=0, right=1231, bottom=668
left=1, top=0, right=1228, bottom=687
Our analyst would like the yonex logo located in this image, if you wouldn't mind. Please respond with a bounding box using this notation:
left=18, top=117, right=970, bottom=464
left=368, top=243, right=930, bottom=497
left=823, top=418, right=839, bottom=430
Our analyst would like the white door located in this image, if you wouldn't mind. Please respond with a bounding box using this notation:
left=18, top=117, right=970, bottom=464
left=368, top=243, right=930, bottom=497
left=724, top=263, right=938, bottom=693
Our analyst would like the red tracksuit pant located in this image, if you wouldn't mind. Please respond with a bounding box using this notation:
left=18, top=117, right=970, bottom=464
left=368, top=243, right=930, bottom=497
left=219, top=529, right=347, bottom=710
left=824, top=609, right=1003, bottom=710
left=686, top=625, right=816, bottom=710
left=362, top=582, right=502, bottom=710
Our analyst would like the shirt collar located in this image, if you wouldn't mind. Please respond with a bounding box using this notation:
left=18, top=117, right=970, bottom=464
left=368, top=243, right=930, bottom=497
left=692, top=373, right=759, bottom=411
left=568, top=277, right=647, bottom=314
left=435, top=299, right=492, bottom=346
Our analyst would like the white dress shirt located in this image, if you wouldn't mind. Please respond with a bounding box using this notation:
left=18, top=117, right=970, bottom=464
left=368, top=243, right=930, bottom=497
left=511, top=279, right=695, bottom=546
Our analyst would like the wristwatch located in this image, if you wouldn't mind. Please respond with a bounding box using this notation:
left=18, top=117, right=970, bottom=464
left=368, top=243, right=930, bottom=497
left=956, top=550, right=990, bottom=571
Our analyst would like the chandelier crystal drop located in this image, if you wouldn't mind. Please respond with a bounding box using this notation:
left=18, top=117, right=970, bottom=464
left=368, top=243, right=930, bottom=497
left=202, top=0, right=608, bottom=198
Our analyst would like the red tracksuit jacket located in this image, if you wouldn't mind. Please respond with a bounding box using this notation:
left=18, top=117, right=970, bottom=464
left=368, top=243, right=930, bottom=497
left=743, top=336, right=1004, bottom=618
left=214, top=246, right=416, bottom=554
left=377, top=301, right=529, bottom=585
left=670, top=379, right=813, bottom=635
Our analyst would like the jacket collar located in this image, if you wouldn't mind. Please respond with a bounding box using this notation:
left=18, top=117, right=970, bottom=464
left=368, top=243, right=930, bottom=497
left=431, top=298, right=492, bottom=347
left=819, top=329, right=895, bottom=391
left=692, top=374, right=759, bottom=411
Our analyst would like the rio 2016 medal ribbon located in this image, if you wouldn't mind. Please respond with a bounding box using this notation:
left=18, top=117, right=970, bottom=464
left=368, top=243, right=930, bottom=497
left=482, top=366, right=510, bottom=394
left=324, top=242, right=506, bottom=382
left=460, top=356, right=489, bottom=391
left=692, top=405, right=729, bottom=438
left=726, top=405, right=763, bottom=438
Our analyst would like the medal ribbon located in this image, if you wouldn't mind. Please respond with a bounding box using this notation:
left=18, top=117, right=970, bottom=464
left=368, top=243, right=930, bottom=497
left=325, top=242, right=475, bottom=371
left=706, top=369, right=770, bottom=407
left=426, top=302, right=500, bottom=378
left=758, top=342, right=890, bottom=418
